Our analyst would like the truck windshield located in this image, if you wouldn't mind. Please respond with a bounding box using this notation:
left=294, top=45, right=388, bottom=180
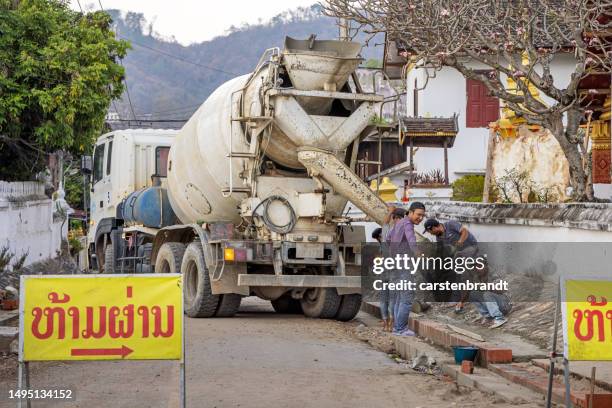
left=156, top=146, right=170, bottom=177
left=93, top=143, right=105, bottom=184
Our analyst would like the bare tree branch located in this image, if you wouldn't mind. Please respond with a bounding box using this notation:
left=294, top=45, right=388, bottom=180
left=324, top=0, right=612, bottom=201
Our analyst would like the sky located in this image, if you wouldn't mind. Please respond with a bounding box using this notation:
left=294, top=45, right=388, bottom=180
left=72, top=0, right=318, bottom=45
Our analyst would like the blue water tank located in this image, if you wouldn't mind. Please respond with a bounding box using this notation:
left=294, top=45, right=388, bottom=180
left=119, top=187, right=176, bottom=228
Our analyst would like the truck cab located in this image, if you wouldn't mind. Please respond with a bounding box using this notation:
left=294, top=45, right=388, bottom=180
left=87, top=129, right=177, bottom=271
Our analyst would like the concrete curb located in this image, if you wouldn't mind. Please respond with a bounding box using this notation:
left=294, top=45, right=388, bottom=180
left=489, top=363, right=612, bottom=408
left=531, top=359, right=612, bottom=393
left=360, top=302, right=612, bottom=407
left=357, top=308, right=543, bottom=405
left=0, top=326, right=18, bottom=353
left=361, top=302, right=512, bottom=366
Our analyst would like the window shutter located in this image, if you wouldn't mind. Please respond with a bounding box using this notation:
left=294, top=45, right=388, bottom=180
left=466, top=76, right=499, bottom=127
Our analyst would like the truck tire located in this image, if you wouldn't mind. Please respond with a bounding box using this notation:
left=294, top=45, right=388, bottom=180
left=103, top=244, right=115, bottom=274
left=155, top=242, right=186, bottom=274
left=215, top=294, right=242, bottom=317
left=181, top=242, right=219, bottom=318
left=335, top=294, right=362, bottom=321
left=300, top=288, right=341, bottom=319
left=271, top=295, right=303, bottom=314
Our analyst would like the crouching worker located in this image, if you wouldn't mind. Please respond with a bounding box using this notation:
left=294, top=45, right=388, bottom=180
left=470, top=291, right=511, bottom=328
left=423, top=218, right=478, bottom=258
left=424, top=218, right=478, bottom=313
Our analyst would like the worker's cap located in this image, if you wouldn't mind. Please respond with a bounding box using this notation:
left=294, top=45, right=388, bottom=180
left=423, top=218, right=440, bottom=232
left=392, top=208, right=406, bottom=218
left=371, top=227, right=383, bottom=240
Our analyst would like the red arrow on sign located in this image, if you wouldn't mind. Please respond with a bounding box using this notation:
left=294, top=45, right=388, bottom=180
left=71, top=345, right=133, bottom=359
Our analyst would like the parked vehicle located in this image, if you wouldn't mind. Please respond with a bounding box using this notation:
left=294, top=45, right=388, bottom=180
left=86, top=37, right=393, bottom=321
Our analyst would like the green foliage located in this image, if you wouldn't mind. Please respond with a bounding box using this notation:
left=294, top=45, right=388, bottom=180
left=64, top=168, right=86, bottom=209
left=0, top=0, right=128, bottom=180
left=452, top=175, right=485, bottom=202
left=363, top=59, right=382, bottom=68
left=68, top=236, right=83, bottom=254
left=370, top=114, right=391, bottom=125
left=0, top=244, right=27, bottom=272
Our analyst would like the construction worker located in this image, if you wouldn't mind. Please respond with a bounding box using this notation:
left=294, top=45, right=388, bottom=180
left=387, top=202, right=425, bottom=336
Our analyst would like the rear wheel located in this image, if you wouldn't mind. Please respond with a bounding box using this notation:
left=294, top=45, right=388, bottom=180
left=103, top=244, right=115, bottom=274
left=215, top=294, right=242, bottom=317
left=335, top=294, right=362, bottom=321
left=271, top=295, right=303, bottom=314
left=155, top=242, right=186, bottom=274
left=300, top=288, right=341, bottom=319
left=181, top=242, right=219, bottom=318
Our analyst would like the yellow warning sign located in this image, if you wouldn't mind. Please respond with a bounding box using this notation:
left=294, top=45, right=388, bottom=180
left=20, top=274, right=182, bottom=361
left=561, top=278, right=612, bottom=361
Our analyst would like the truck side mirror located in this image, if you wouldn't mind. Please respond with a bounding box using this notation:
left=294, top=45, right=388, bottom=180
left=81, top=155, right=93, bottom=174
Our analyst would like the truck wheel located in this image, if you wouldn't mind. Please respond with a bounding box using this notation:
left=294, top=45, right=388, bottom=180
left=181, top=242, right=219, bottom=318
left=103, top=244, right=115, bottom=274
left=335, top=294, right=362, bottom=321
left=215, top=294, right=242, bottom=317
left=300, top=288, right=341, bottom=319
left=271, top=295, right=303, bottom=314
left=155, top=242, right=186, bottom=274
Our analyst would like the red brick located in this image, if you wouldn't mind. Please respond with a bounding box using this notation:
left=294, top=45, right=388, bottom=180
left=489, top=364, right=612, bottom=408
left=461, top=360, right=474, bottom=374
left=483, top=348, right=512, bottom=364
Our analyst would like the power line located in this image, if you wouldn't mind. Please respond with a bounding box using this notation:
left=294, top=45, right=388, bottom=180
left=117, top=35, right=240, bottom=77
left=111, top=119, right=188, bottom=123
left=75, top=0, right=83, bottom=12
left=96, top=0, right=137, bottom=121
left=97, top=0, right=237, bottom=77
left=97, top=0, right=232, bottom=120
left=141, top=103, right=202, bottom=116
left=119, top=60, right=138, bottom=120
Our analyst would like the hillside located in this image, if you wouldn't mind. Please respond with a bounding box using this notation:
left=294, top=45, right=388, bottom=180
left=110, top=5, right=384, bottom=122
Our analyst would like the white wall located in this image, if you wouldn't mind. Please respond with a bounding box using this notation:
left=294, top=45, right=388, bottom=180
left=0, top=181, right=68, bottom=267
left=406, top=66, right=489, bottom=179
left=404, top=54, right=578, bottom=182
left=455, top=221, right=612, bottom=242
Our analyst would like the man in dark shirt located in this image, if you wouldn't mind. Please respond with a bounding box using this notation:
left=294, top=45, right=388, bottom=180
left=423, top=218, right=510, bottom=328
left=423, top=219, right=477, bottom=252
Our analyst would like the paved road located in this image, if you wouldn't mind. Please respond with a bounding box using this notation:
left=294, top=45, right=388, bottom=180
left=1, top=298, right=533, bottom=408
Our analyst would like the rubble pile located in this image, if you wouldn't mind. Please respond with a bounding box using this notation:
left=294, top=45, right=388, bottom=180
left=0, top=255, right=79, bottom=291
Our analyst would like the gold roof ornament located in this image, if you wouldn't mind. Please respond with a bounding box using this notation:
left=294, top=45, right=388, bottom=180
left=600, top=95, right=611, bottom=122
left=494, top=53, right=544, bottom=136
left=371, top=177, right=398, bottom=202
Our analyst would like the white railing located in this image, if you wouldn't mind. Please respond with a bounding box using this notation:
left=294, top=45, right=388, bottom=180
left=0, top=181, right=45, bottom=199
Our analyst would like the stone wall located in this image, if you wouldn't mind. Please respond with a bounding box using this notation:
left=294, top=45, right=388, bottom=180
left=0, top=181, right=68, bottom=266
left=426, top=200, right=612, bottom=242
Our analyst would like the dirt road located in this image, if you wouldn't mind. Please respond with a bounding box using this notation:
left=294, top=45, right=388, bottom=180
left=0, top=298, right=541, bottom=408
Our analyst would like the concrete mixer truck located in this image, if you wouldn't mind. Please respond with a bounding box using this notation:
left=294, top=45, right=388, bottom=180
left=86, top=37, right=395, bottom=321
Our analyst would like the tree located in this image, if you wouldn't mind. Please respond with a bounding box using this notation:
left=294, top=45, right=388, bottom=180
left=324, top=0, right=612, bottom=201
left=452, top=174, right=485, bottom=202
left=0, top=0, right=128, bottom=180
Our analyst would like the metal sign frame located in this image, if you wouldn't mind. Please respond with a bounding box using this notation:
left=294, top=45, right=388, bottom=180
left=16, top=274, right=185, bottom=408
left=560, top=274, right=611, bottom=361
left=546, top=275, right=611, bottom=408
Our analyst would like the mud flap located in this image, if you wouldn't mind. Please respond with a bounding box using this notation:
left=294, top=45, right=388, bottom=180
left=210, top=262, right=249, bottom=296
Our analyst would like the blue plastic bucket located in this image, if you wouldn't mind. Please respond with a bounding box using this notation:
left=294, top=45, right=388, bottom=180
left=452, top=346, right=479, bottom=364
